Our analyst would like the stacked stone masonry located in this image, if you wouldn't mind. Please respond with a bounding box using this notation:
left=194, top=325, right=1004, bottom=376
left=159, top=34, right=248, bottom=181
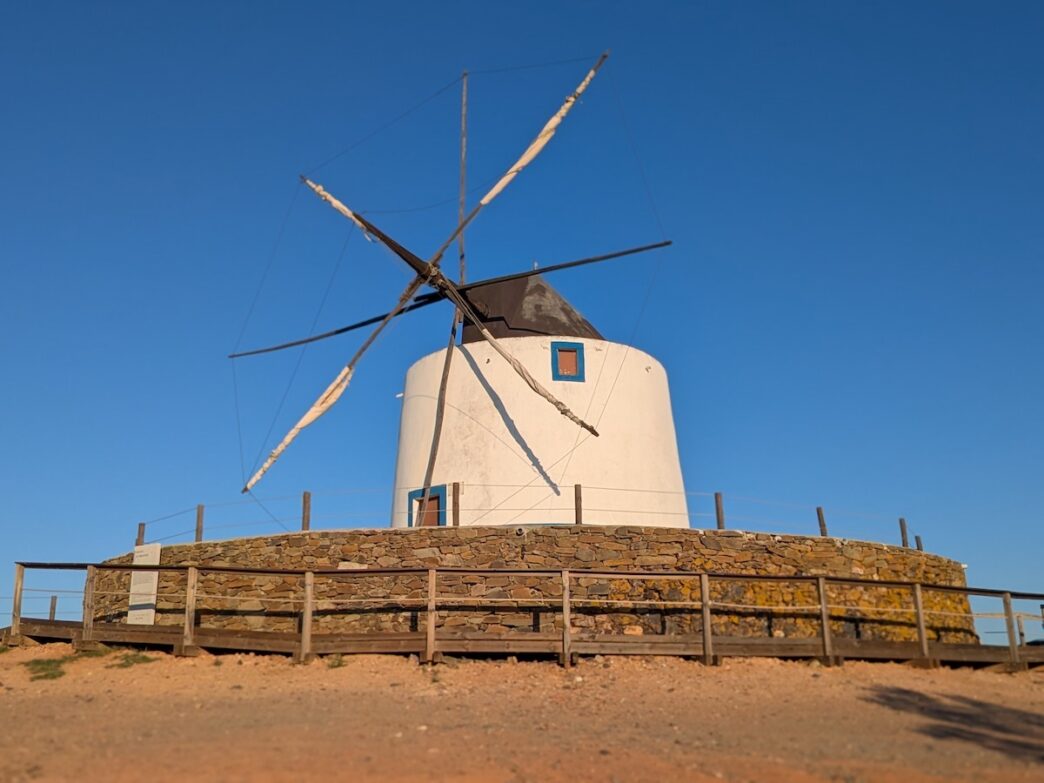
left=97, top=526, right=977, bottom=643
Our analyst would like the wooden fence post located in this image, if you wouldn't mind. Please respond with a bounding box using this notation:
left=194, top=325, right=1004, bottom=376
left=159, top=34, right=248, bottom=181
left=817, top=576, right=835, bottom=665
left=1002, top=592, right=1021, bottom=668
left=301, top=491, right=311, bottom=532
left=561, top=570, right=572, bottom=667
left=574, top=484, right=583, bottom=525
left=714, top=492, right=725, bottom=530
left=912, top=583, right=930, bottom=662
left=898, top=518, right=909, bottom=548
left=700, top=573, right=715, bottom=665
left=817, top=507, right=829, bottom=537
left=299, top=571, right=314, bottom=663
left=81, top=565, right=96, bottom=644
left=136, top=522, right=146, bottom=547
left=195, top=505, right=205, bottom=543
left=452, top=482, right=461, bottom=527
left=915, top=535, right=924, bottom=551
left=424, top=569, right=437, bottom=664
left=10, top=563, right=24, bottom=641
left=49, top=595, right=57, bottom=622
left=181, top=566, right=198, bottom=654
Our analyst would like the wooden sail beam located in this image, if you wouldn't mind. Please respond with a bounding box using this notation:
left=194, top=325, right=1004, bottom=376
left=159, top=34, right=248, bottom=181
left=417, top=72, right=469, bottom=525
left=440, top=282, right=599, bottom=436
left=415, top=312, right=459, bottom=524
left=459, top=70, right=468, bottom=287
left=228, top=241, right=671, bottom=359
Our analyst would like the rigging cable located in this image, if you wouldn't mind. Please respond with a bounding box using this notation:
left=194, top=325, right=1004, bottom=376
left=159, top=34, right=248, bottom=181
left=351, top=57, right=603, bottom=217
left=233, top=74, right=470, bottom=487
left=496, top=66, right=673, bottom=525
left=231, top=182, right=304, bottom=484
left=245, top=489, right=291, bottom=532
left=585, top=67, right=671, bottom=432
left=551, top=67, right=671, bottom=479
left=232, top=55, right=631, bottom=504
left=232, top=183, right=304, bottom=355
left=246, top=224, right=357, bottom=480
left=233, top=72, right=467, bottom=484
left=232, top=361, right=248, bottom=484
left=303, top=76, right=463, bottom=176
left=469, top=54, right=598, bottom=76
left=362, top=174, right=499, bottom=216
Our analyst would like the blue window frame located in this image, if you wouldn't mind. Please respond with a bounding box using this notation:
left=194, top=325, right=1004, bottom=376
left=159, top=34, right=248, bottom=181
left=551, top=341, right=585, bottom=382
left=407, top=485, right=447, bottom=527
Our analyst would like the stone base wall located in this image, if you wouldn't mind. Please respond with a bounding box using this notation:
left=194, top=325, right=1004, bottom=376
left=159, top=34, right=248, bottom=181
left=96, top=526, right=977, bottom=644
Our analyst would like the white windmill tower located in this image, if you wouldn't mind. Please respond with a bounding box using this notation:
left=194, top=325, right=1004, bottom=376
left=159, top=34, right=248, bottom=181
left=232, top=53, right=689, bottom=529
left=390, top=272, right=688, bottom=529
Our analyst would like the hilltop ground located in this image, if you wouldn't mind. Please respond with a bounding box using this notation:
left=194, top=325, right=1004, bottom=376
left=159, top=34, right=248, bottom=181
left=0, top=643, right=1040, bottom=782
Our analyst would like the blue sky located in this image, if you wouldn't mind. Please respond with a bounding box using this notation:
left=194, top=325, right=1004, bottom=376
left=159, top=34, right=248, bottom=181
left=1, top=2, right=1042, bottom=619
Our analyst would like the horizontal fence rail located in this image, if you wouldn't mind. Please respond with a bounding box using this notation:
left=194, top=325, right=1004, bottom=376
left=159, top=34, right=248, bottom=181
left=4, top=562, right=1043, bottom=670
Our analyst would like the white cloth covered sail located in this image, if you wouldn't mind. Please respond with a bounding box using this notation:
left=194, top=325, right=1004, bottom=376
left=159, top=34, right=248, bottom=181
left=479, top=53, right=608, bottom=207
left=243, top=366, right=353, bottom=492
left=301, top=179, right=374, bottom=240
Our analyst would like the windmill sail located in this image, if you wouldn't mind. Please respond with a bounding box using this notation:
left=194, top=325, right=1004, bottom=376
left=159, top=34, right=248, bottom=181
left=241, top=53, right=610, bottom=492
left=301, top=179, right=372, bottom=239
left=338, top=206, right=602, bottom=435
left=426, top=52, right=609, bottom=267
left=479, top=53, right=608, bottom=207
left=244, top=367, right=353, bottom=492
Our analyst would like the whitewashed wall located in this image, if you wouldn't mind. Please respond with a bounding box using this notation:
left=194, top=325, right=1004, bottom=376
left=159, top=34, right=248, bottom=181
left=390, top=337, right=689, bottom=528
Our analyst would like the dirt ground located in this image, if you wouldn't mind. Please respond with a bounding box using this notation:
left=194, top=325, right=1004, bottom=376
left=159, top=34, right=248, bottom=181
left=0, top=643, right=1041, bottom=783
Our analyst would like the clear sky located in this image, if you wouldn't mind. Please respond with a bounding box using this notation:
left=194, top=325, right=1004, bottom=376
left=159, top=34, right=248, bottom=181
left=1, top=2, right=1042, bottom=621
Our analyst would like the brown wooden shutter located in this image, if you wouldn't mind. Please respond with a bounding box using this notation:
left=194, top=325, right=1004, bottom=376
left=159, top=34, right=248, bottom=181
left=557, top=349, right=578, bottom=377
left=418, top=494, right=441, bottom=527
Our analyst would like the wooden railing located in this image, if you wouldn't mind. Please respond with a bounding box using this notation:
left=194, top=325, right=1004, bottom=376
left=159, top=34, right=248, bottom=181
left=6, top=561, right=1043, bottom=670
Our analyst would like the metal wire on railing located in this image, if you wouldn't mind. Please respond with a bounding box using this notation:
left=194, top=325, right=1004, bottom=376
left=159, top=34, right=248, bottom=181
left=104, top=483, right=943, bottom=554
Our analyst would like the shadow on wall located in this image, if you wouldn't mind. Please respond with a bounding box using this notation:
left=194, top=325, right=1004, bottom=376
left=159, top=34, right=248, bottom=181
left=459, top=346, right=560, bottom=495
left=862, top=686, right=1044, bottom=764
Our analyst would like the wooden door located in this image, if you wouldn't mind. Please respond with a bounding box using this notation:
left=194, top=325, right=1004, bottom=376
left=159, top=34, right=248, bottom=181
left=416, top=494, right=441, bottom=527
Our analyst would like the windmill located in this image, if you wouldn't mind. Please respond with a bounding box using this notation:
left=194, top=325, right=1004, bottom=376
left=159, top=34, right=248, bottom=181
left=233, top=52, right=678, bottom=525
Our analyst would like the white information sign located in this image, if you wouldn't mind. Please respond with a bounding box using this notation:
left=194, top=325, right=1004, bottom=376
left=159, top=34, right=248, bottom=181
left=127, top=543, right=161, bottom=625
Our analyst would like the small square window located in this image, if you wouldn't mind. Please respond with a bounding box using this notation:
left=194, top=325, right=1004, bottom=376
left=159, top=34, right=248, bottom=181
left=551, top=341, right=585, bottom=382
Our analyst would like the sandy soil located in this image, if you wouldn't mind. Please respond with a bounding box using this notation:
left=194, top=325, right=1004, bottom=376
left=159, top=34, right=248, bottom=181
left=0, top=643, right=1041, bottom=783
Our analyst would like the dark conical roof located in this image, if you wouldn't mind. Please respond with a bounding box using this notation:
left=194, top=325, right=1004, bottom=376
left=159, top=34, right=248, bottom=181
left=460, top=274, right=602, bottom=344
